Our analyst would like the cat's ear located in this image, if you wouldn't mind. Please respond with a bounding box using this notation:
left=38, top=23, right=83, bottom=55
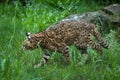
left=26, top=32, right=31, bottom=40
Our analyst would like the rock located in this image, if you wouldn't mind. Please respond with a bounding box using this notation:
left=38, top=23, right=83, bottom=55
left=65, top=4, right=120, bottom=32
left=64, top=11, right=100, bottom=22
left=47, top=4, right=120, bottom=34
left=102, top=4, right=120, bottom=15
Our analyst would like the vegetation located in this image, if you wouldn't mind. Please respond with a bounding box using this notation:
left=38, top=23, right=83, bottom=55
left=0, top=1, right=120, bottom=80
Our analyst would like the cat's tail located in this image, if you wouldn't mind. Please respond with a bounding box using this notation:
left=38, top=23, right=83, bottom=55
left=90, top=23, right=109, bottom=49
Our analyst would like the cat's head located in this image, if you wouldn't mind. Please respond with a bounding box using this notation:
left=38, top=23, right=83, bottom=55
left=22, top=32, right=35, bottom=50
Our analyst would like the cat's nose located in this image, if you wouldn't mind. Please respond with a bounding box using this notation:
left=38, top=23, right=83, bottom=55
left=22, top=46, right=26, bottom=50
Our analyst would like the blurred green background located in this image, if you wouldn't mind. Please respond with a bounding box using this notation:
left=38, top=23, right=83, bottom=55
left=0, top=0, right=120, bottom=80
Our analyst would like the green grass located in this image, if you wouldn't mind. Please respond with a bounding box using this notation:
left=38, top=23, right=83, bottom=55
left=0, top=1, right=120, bottom=80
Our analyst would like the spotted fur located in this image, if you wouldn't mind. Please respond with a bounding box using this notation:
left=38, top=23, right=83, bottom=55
left=22, top=20, right=108, bottom=68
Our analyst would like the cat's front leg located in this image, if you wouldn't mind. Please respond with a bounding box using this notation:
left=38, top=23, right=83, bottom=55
left=34, top=54, right=50, bottom=69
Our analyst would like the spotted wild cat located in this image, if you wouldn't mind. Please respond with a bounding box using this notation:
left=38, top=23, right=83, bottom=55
left=22, top=20, right=108, bottom=68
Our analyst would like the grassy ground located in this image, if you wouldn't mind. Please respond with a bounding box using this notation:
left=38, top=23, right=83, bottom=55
left=0, top=1, right=120, bottom=80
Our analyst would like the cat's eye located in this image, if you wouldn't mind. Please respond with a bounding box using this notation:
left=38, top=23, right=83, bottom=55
left=27, top=36, right=31, bottom=40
